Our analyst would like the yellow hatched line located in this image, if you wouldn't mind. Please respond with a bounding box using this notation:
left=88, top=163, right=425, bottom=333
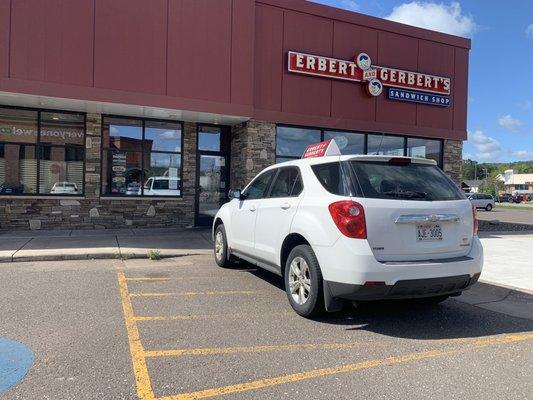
left=134, top=311, right=292, bottom=322
left=157, top=332, right=533, bottom=400
left=116, top=271, right=156, bottom=400
left=144, top=342, right=368, bottom=358
left=129, top=290, right=257, bottom=298
left=125, top=277, right=214, bottom=282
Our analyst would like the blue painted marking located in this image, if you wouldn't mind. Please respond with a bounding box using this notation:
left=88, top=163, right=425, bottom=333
left=0, top=338, right=34, bottom=394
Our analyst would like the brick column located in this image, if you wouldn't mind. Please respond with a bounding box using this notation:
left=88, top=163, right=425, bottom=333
left=84, top=113, right=102, bottom=199
left=443, top=139, right=463, bottom=185
left=230, top=120, right=276, bottom=189
left=181, top=122, right=197, bottom=224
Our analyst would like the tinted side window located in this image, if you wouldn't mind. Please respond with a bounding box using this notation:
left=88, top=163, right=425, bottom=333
left=311, top=162, right=349, bottom=196
left=243, top=170, right=275, bottom=200
left=269, top=167, right=302, bottom=198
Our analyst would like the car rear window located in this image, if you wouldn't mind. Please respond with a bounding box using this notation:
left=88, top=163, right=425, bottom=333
left=311, top=162, right=350, bottom=196
left=349, top=161, right=465, bottom=201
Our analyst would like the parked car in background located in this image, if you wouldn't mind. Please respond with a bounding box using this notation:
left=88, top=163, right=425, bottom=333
left=495, top=193, right=516, bottom=203
left=515, top=193, right=531, bottom=203
left=468, top=193, right=495, bottom=211
left=50, top=182, right=79, bottom=194
left=0, top=183, right=24, bottom=194
left=125, top=181, right=141, bottom=195
left=143, top=177, right=181, bottom=196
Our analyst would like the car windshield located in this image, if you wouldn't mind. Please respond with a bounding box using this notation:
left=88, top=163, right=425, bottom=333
left=349, top=160, right=465, bottom=201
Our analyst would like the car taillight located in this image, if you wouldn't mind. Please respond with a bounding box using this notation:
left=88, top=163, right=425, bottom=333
left=328, top=201, right=367, bottom=239
left=471, top=204, right=478, bottom=235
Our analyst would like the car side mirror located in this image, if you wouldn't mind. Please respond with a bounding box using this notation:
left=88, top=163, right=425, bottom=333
left=228, top=188, right=243, bottom=200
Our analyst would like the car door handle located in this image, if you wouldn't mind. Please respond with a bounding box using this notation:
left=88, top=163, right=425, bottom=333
left=280, top=202, right=291, bottom=210
left=249, top=205, right=257, bottom=212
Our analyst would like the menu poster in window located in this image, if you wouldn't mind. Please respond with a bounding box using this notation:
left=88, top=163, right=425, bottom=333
left=111, top=153, right=127, bottom=193
left=169, top=167, right=178, bottom=190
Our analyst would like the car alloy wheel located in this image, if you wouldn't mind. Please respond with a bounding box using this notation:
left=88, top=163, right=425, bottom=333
left=215, top=230, right=224, bottom=262
left=288, top=256, right=311, bottom=305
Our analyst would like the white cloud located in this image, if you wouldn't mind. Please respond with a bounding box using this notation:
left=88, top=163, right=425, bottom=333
left=467, top=130, right=502, bottom=161
left=385, top=1, right=476, bottom=37
left=513, top=150, right=533, bottom=160
left=340, top=0, right=359, bottom=11
left=526, top=23, right=533, bottom=38
left=498, top=114, right=522, bottom=131
left=110, top=126, right=119, bottom=135
left=159, top=130, right=180, bottom=140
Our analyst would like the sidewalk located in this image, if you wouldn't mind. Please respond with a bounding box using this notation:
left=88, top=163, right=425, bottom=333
left=0, top=227, right=212, bottom=262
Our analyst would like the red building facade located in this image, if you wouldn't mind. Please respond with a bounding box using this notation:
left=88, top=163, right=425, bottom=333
left=0, top=0, right=469, bottom=230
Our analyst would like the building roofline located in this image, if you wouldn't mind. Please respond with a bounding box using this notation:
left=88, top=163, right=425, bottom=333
left=258, top=0, right=471, bottom=49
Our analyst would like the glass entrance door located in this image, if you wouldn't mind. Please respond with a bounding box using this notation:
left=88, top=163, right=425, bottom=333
left=195, top=125, right=230, bottom=226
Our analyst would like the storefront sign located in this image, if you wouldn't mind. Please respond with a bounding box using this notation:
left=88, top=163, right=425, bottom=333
left=287, top=51, right=451, bottom=106
left=388, top=88, right=450, bottom=107
left=111, top=153, right=127, bottom=194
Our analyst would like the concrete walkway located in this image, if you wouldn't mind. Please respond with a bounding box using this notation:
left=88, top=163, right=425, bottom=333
left=0, top=228, right=212, bottom=262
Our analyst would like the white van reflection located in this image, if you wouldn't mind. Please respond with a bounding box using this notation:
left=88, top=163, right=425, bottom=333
left=50, top=182, right=79, bottom=194
left=143, top=177, right=181, bottom=196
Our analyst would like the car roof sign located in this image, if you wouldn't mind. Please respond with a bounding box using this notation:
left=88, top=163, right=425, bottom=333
left=301, top=139, right=341, bottom=159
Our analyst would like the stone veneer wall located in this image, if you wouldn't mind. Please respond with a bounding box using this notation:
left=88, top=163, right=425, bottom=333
left=230, top=120, right=276, bottom=189
left=0, top=115, right=196, bottom=230
left=442, top=139, right=463, bottom=185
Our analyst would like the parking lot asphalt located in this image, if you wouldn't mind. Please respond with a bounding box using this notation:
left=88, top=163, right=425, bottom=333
left=1, top=255, right=532, bottom=400
left=477, top=206, right=533, bottom=226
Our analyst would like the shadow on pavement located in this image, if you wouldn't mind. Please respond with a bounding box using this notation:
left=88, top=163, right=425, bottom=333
left=246, top=266, right=533, bottom=341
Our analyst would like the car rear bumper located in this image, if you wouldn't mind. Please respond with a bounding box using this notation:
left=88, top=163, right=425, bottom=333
left=325, top=273, right=479, bottom=301
left=313, top=235, right=483, bottom=293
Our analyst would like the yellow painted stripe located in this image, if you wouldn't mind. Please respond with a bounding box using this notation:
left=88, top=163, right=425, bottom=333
left=125, top=277, right=214, bottom=281
left=134, top=312, right=292, bottom=322
left=116, top=272, right=156, bottom=400
left=126, top=277, right=172, bottom=282
left=130, top=290, right=257, bottom=297
left=158, top=333, right=533, bottom=400
left=144, top=342, right=368, bottom=358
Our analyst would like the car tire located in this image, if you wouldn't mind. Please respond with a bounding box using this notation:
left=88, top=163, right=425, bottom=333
left=485, top=203, right=493, bottom=211
left=284, top=245, right=325, bottom=317
left=214, top=224, right=234, bottom=268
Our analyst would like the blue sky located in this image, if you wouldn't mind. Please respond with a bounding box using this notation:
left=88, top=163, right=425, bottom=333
left=310, top=0, right=533, bottom=162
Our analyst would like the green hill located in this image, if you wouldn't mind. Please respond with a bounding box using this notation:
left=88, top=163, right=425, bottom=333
left=462, top=160, right=533, bottom=181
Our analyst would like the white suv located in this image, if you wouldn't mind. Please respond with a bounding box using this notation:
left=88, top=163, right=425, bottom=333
left=213, top=155, right=483, bottom=317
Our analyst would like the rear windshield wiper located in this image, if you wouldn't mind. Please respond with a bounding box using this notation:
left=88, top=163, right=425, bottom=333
left=382, top=190, right=430, bottom=199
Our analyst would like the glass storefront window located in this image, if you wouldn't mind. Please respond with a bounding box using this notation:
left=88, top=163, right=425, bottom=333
left=101, top=116, right=183, bottom=197
left=145, top=153, right=182, bottom=196
left=324, top=131, right=364, bottom=155
left=367, top=134, right=405, bottom=156
left=40, top=112, right=84, bottom=145
left=0, top=107, right=84, bottom=195
left=276, top=126, right=321, bottom=161
left=103, top=150, right=142, bottom=195
left=0, top=108, right=38, bottom=144
left=145, top=121, right=182, bottom=153
left=407, top=137, right=442, bottom=166
left=198, top=126, right=222, bottom=152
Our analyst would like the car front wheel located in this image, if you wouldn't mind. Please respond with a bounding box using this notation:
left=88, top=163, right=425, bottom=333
left=284, top=245, right=325, bottom=317
left=485, top=203, right=493, bottom=211
left=214, top=224, right=234, bottom=268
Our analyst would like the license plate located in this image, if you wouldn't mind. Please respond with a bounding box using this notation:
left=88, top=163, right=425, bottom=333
left=416, top=224, right=443, bottom=241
